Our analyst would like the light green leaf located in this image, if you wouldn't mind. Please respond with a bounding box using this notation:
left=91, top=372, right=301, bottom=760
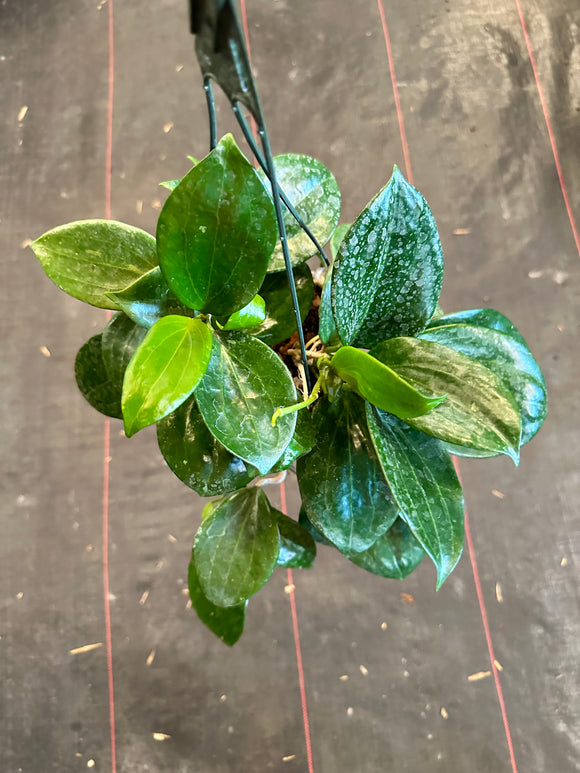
left=31, top=220, right=158, bottom=309
left=330, top=223, right=351, bottom=261
left=220, top=295, right=266, bottom=331
left=122, top=316, right=212, bottom=437
left=348, top=518, right=425, bottom=580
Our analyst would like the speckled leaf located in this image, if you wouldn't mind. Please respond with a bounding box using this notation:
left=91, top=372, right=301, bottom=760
left=371, top=337, right=522, bottom=463
left=331, top=346, right=445, bottom=419
left=349, top=518, right=425, bottom=580
left=330, top=223, right=352, bottom=260
left=296, top=389, right=399, bottom=553
left=122, top=316, right=212, bottom=437
left=157, top=134, right=277, bottom=316
left=260, top=153, right=341, bottom=271
left=193, top=488, right=280, bottom=607
left=157, top=395, right=259, bottom=497
left=269, top=409, right=316, bottom=473
left=188, top=554, right=246, bottom=646
left=254, top=263, right=314, bottom=346
left=422, top=308, right=546, bottom=453
left=331, top=167, right=443, bottom=347
left=31, top=220, right=158, bottom=309
left=275, top=512, right=317, bottom=569
left=220, top=295, right=266, bottom=331
left=74, top=334, right=123, bottom=419
left=105, top=267, right=196, bottom=328
left=195, top=331, right=297, bottom=475
left=366, top=407, right=464, bottom=588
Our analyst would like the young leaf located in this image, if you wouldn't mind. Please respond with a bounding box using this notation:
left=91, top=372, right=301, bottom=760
left=331, top=167, right=443, bottom=347
left=74, top=334, right=123, bottom=419
left=31, top=220, right=158, bottom=309
left=269, top=409, right=315, bottom=473
left=195, top=331, right=298, bottom=475
left=105, top=267, right=195, bottom=328
left=275, top=512, right=317, bottom=569
left=348, top=518, right=425, bottom=580
left=193, top=488, right=280, bottom=607
left=422, top=308, right=546, bottom=450
left=254, top=264, right=314, bottom=346
left=157, top=395, right=259, bottom=497
left=366, top=407, right=464, bottom=588
left=371, top=338, right=522, bottom=463
left=188, top=553, right=246, bottom=646
left=260, top=153, right=341, bottom=271
left=331, top=346, right=445, bottom=419
left=296, top=389, right=399, bottom=553
left=220, top=295, right=266, bottom=331
left=122, top=316, right=212, bottom=437
left=157, top=134, right=277, bottom=316
left=159, top=179, right=180, bottom=191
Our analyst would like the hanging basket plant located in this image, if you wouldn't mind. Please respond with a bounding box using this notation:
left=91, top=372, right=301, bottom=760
left=30, top=1, right=546, bottom=647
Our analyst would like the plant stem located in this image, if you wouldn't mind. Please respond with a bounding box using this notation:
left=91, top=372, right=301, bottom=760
left=271, top=374, right=323, bottom=426
left=203, top=76, right=217, bottom=151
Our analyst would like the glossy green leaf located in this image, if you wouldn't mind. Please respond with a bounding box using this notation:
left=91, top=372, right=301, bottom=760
left=74, top=334, right=124, bottom=419
left=31, top=220, right=158, bottom=309
left=220, top=295, right=266, bottom=331
left=157, top=134, right=277, bottom=316
left=254, top=264, right=314, bottom=346
left=366, top=407, right=464, bottom=588
left=349, top=518, right=425, bottom=580
left=331, top=346, right=445, bottom=419
left=193, top=488, right=280, bottom=607
left=275, top=512, right=317, bottom=569
left=330, top=223, right=351, bottom=261
left=422, top=308, right=546, bottom=452
left=296, top=389, right=399, bottom=553
left=269, top=409, right=315, bottom=473
left=195, top=331, right=298, bottom=475
left=298, top=507, right=335, bottom=547
left=331, top=167, right=443, bottom=347
left=157, top=395, right=259, bottom=497
left=101, top=312, right=148, bottom=379
left=188, top=552, right=246, bottom=645
left=122, top=316, right=212, bottom=437
left=105, top=267, right=196, bottom=328
left=260, top=153, right=341, bottom=271
left=371, top=337, right=522, bottom=463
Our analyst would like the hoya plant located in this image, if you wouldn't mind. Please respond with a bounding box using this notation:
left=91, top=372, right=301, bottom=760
left=30, top=1, right=546, bottom=646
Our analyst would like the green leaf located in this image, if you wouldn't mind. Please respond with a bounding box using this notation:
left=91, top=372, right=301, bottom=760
left=275, top=512, right=317, bottom=568
left=296, top=389, right=399, bottom=553
left=220, top=295, right=266, bottom=331
left=74, top=334, right=123, bottom=419
left=31, top=220, right=158, bottom=309
left=298, top=507, right=335, bottom=547
left=188, top=553, right=246, bottom=645
left=366, top=407, right=464, bottom=588
left=157, top=395, right=259, bottom=497
left=269, top=409, right=315, bottom=473
left=157, top=134, right=277, bottom=316
left=330, top=223, right=351, bottom=261
left=371, top=337, right=522, bottom=463
left=331, top=346, right=445, bottom=419
left=193, top=488, right=280, bottom=607
left=422, top=308, right=546, bottom=452
left=331, top=167, right=443, bottom=347
left=101, top=312, right=148, bottom=378
left=196, top=331, right=298, bottom=475
left=254, top=263, right=314, bottom=346
left=159, top=179, right=180, bottom=191
left=260, top=153, right=341, bottom=271
left=122, top=316, right=212, bottom=437
left=319, top=262, right=339, bottom=345
left=105, top=267, right=196, bottom=328
left=349, top=518, right=425, bottom=580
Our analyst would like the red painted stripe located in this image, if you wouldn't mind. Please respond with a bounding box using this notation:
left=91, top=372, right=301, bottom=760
left=514, top=0, right=580, bottom=257
left=103, top=2, right=117, bottom=772
left=376, top=4, right=519, bottom=772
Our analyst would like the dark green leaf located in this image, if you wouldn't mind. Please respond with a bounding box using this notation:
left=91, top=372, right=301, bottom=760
left=349, top=518, right=425, bottom=580
left=298, top=506, right=335, bottom=547
left=319, top=262, right=339, bottom=345
left=269, top=409, right=315, bottom=473
left=157, top=395, right=259, bottom=497
left=330, top=223, right=351, bottom=261
left=331, top=167, right=443, bottom=347
left=220, top=295, right=266, bottom=331
left=260, top=153, right=341, bottom=271
left=101, top=312, right=148, bottom=378
left=122, top=316, right=212, bottom=437
left=254, top=264, right=314, bottom=346
left=193, top=488, right=280, bottom=607
left=105, top=267, right=196, bottom=328
left=366, top=407, right=464, bottom=588
left=196, top=331, right=298, bottom=475
left=371, top=337, right=522, bottom=463
left=74, top=334, right=123, bottom=419
left=275, top=512, right=317, bottom=568
left=331, top=346, right=445, bottom=419
left=296, top=389, right=399, bottom=553
left=188, top=553, right=246, bottom=645
left=422, top=308, right=546, bottom=451
left=31, top=220, right=158, bottom=309
left=157, top=134, right=277, bottom=316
